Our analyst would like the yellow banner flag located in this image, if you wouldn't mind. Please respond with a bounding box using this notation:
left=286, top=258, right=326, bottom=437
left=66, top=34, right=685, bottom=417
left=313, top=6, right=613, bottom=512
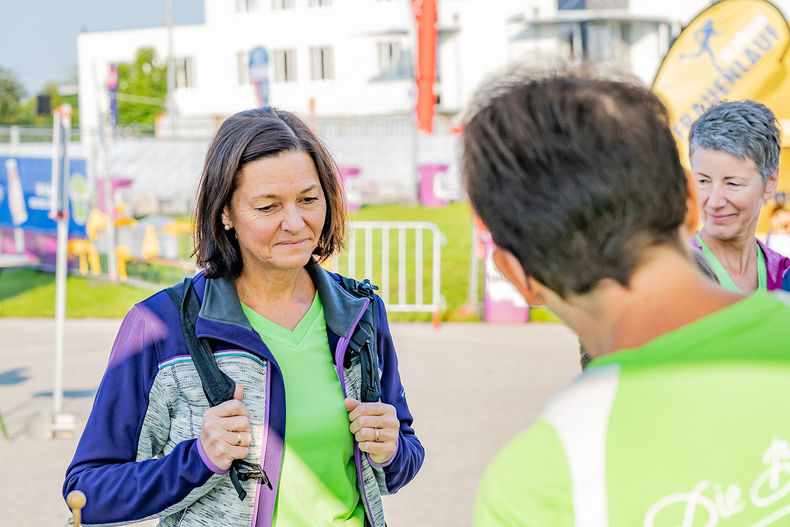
left=653, top=0, right=790, bottom=165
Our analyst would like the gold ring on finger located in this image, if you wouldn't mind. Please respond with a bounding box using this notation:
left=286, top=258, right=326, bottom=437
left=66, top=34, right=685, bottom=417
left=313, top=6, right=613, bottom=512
left=374, top=428, right=380, bottom=442
left=236, top=432, right=242, bottom=446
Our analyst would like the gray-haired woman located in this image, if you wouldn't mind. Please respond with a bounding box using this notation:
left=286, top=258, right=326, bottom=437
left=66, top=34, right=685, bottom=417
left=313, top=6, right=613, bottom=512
left=689, top=100, right=790, bottom=292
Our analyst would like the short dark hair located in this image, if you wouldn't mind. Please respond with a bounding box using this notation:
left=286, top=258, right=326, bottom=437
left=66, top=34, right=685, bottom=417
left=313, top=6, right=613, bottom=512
left=193, top=107, right=346, bottom=278
left=689, top=100, right=781, bottom=183
left=462, top=75, right=688, bottom=297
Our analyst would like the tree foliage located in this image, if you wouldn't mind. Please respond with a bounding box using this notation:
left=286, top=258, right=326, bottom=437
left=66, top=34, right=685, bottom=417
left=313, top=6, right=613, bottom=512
left=117, top=48, right=167, bottom=128
left=21, top=82, right=80, bottom=126
left=0, top=48, right=166, bottom=130
left=0, top=68, right=33, bottom=124
left=0, top=67, right=80, bottom=126
left=45, top=82, right=79, bottom=125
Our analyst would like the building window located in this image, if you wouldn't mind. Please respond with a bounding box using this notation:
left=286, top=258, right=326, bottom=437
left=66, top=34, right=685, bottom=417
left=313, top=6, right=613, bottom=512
left=586, top=22, right=629, bottom=64
left=558, top=0, right=585, bottom=8
left=310, top=47, right=334, bottom=80
left=376, top=41, right=410, bottom=79
left=236, top=0, right=259, bottom=12
left=237, top=51, right=250, bottom=85
left=271, top=0, right=294, bottom=9
left=175, top=57, right=195, bottom=88
left=559, top=0, right=628, bottom=8
left=273, top=49, right=297, bottom=82
left=308, top=0, right=332, bottom=5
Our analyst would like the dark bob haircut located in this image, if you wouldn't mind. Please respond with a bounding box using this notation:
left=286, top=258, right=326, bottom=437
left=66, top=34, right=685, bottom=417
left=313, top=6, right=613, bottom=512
left=463, top=74, right=688, bottom=297
left=193, top=107, right=346, bottom=278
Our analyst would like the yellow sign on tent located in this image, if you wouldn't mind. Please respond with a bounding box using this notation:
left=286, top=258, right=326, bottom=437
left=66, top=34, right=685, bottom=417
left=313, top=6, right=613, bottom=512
left=653, top=0, right=790, bottom=232
left=142, top=225, right=161, bottom=260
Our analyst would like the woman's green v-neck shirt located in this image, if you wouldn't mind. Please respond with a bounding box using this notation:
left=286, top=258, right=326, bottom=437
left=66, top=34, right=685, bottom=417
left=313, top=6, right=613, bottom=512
left=242, top=294, right=365, bottom=527
left=696, top=234, right=767, bottom=293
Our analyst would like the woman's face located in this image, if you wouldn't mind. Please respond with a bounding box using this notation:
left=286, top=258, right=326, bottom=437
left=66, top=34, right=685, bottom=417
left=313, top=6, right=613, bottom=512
left=691, top=147, right=777, bottom=243
left=222, top=150, right=327, bottom=275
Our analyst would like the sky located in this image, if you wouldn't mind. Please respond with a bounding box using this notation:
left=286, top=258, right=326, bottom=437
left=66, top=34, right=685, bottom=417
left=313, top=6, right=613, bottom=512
left=0, top=0, right=205, bottom=96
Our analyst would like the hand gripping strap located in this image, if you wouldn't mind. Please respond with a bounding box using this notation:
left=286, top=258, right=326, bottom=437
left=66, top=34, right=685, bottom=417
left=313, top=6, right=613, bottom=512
left=165, top=278, right=263, bottom=501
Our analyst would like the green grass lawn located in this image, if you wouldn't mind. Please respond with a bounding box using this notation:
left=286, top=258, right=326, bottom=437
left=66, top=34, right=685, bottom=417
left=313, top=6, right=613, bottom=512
left=0, top=268, right=151, bottom=318
left=347, top=201, right=558, bottom=322
left=0, top=200, right=560, bottom=322
left=343, top=201, right=477, bottom=321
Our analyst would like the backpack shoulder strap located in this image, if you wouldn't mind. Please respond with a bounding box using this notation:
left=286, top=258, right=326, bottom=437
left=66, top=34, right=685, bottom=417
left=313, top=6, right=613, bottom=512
left=165, top=277, right=270, bottom=501
left=337, top=276, right=381, bottom=403
left=165, top=278, right=236, bottom=407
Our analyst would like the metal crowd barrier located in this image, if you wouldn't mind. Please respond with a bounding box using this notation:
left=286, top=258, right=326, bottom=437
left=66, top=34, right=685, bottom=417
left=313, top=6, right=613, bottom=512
left=331, top=221, right=444, bottom=316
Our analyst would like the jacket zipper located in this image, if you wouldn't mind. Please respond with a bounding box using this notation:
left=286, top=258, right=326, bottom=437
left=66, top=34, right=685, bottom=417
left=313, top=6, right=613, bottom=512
left=334, top=299, right=377, bottom=526
left=250, top=363, right=272, bottom=527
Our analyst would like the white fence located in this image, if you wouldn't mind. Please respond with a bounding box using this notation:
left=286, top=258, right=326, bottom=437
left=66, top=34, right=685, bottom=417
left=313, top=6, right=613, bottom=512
left=332, top=221, right=444, bottom=315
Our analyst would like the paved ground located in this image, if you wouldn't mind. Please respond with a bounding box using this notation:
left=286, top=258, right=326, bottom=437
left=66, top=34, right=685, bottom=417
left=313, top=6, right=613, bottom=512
left=0, top=318, right=581, bottom=526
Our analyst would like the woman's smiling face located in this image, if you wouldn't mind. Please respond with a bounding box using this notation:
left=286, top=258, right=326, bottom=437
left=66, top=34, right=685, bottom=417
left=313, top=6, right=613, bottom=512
left=692, top=147, right=777, bottom=243
left=222, top=150, right=327, bottom=275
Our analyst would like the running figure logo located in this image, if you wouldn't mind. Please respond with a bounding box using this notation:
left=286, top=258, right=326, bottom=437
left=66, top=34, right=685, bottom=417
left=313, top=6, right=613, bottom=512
left=680, top=19, right=726, bottom=74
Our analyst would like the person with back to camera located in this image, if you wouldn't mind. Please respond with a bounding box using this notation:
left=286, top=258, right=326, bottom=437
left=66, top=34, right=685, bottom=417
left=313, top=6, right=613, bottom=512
left=462, top=73, right=790, bottom=526
left=63, top=107, right=423, bottom=527
left=688, top=100, right=790, bottom=292
left=579, top=250, right=719, bottom=369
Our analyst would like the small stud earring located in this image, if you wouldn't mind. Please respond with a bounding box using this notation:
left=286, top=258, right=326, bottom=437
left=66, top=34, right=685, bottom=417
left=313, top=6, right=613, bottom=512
left=224, top=224, right=231, bottom=231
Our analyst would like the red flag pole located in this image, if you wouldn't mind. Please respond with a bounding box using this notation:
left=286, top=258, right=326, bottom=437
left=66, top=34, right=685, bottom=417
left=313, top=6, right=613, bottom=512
left=411, top=0, right=437, bottom=134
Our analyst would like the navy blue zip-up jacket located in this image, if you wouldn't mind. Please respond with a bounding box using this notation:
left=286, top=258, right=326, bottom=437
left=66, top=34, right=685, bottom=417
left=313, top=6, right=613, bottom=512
left=63, top=263, right=423, bottom=526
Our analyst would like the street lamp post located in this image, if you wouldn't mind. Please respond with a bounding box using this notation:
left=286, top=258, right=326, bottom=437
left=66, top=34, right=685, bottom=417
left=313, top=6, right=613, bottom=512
left=51, top=104, right=75, bottom=438
left=166, top=0, right=177, bottom=137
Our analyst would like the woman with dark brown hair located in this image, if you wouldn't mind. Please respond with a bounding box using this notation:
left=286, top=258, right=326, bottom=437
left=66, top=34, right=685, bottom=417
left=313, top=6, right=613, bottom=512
left=64, top=107, right=423, bottom=527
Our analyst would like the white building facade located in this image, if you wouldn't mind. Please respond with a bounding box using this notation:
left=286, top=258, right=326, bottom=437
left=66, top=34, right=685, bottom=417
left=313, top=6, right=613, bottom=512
left=72, top=0, right=790, bottom=210
left=77, top=0, right=784, bottom=136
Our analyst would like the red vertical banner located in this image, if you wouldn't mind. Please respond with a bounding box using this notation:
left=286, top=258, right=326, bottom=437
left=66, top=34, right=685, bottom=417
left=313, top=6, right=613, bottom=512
left=411, top=0, right=437, bottom=134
